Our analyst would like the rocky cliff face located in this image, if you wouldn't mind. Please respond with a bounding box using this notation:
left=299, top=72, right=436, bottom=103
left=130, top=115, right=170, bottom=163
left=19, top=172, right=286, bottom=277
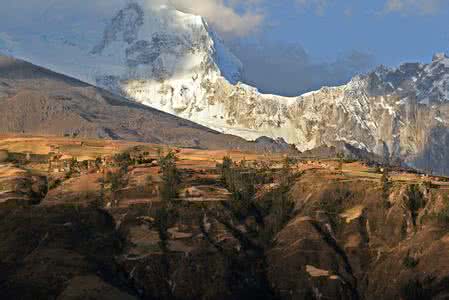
left=268, top=165, right=449, bottom=300
left=1, top=1, right=449, bottom=174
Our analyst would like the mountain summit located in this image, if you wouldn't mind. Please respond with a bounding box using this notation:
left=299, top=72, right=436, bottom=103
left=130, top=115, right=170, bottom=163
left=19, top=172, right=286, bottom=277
left=0, top=1, right=246, bottom=130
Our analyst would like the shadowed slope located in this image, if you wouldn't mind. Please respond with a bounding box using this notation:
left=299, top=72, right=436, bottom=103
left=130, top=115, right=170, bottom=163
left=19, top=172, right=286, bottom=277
left=0, top=55, right=285, bottom=152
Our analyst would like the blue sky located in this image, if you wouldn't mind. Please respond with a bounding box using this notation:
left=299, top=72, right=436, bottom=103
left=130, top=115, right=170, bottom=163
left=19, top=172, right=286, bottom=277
left=221, top=0, right=449, bottom=95
left=259, top=0, right=449, bottom=65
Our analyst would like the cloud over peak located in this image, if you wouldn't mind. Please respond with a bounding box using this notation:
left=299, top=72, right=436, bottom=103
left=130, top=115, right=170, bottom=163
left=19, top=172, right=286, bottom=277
left=146, top=0, right=264, bottom=36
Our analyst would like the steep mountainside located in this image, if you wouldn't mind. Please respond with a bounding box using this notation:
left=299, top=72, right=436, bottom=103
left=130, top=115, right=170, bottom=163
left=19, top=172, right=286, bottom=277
left=0, top=55, right=289, bottom=152
left=1, top=0, right=449, bottom=173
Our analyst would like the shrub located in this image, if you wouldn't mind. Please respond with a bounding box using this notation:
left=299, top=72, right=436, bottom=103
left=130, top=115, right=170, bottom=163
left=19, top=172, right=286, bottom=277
left=113, top=151, right=133, bottom=172
left=219, top=155, right=233, bottom=183
left=48, top=178, right=62, bottom=190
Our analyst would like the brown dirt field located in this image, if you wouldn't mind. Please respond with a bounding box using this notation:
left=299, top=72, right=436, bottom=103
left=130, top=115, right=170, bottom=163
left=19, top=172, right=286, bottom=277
left=2, top=135, right=449, bottom=209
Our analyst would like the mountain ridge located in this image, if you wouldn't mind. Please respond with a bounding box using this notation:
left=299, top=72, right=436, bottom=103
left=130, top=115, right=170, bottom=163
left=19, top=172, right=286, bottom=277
left=1, top=1, right=449, bottom=173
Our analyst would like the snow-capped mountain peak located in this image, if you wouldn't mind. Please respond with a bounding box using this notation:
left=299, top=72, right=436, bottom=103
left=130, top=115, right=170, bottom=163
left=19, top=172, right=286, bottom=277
left=0, top=0, right=242, bottom=92
left=2, top=2, right=449, bottom=175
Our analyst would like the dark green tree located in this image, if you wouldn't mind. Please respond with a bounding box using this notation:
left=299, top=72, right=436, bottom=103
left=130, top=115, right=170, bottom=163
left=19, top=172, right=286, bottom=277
left=381, top=167, right=392, bottom=208
left=158, top=150, right=181, bottom=202
left=65, top=158, right=80, bottom=179
left=405, top=184, right=425, bottom=228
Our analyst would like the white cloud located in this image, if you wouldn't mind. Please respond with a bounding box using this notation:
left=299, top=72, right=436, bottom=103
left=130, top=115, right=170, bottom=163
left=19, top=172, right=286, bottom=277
left=146, top=0, right=264, bottom=36
left=384, top=0, right=446, bottom=15
left=0, top=0, right=264, bottom=38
